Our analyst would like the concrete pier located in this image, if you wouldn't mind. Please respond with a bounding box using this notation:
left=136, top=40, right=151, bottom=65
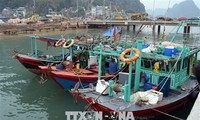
left=0, top=21, right=87, bottom=35
left=127, top=25, right=130, bottom=31
left=157, top=25, right=161, bottom=35
left=187, top=93, right=200, bottom=120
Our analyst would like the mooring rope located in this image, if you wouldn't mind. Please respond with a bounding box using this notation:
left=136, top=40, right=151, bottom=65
left=151, top=108, right=184, bottom=120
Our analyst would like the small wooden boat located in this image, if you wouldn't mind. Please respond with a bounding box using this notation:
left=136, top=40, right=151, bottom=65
left=40, top=65, right=117, bottom=90
left=39, top=48, right=127, bottom=90
left=13, top=36, right=66, bottom=75
left=13, top=33, right=109, bottom=76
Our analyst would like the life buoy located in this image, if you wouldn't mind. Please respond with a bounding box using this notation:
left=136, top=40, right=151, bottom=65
left=120, top=48, right=140, bottom=62
left=55, top=38, right=66, bottom=47
left=63, top=39, right=74, bottom=49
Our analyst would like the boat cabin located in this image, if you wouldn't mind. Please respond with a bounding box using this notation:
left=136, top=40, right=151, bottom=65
left=139, top=42, right=199, bottom=91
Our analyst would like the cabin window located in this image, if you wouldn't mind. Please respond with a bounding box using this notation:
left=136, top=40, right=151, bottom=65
left=168, top=62, right=177, bottom=72
left=141, top=60, right=144, bottom=67
left=173, top=61, right=181, bottom=72
left=183, top=58, right=189, bottom=69
left=177, top=61, right=181, bottom=72
left=171, top=62, right=176, bottom=72
left=144, top=60, right=151, bottom=68
left=159, top=61, right=166, bottom=72
left=183, top=59, right=186, bottom=69
left=187, top=60, right=190, bottom=75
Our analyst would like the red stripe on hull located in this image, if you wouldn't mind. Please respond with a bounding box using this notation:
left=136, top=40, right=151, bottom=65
left=15, top=54, right=45, bottom=75
left=50, top=72, right=114, bottom=84
left=70, top=92, right=192, bottom=118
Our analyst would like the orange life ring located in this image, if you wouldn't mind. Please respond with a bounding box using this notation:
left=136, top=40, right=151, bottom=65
left=120, top=48, right=140, bottom=62
left=63, top=39, right=74, bottom=49
left=55, top=38, right=65, bottom=47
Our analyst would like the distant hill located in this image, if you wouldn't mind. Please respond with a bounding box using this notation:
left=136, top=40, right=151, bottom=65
left=167, top=0, right=200, bottom=18
left=146, top=0, right=200, bottom=18
left=0, top=0, right=145, bottom=17
left=146, top=9, right=167, bottom=18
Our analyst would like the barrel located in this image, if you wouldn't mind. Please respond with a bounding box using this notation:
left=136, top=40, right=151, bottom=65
left=56, top=64, right=64, bottom=69
left=164, top=46, right=177, bottom=56
left=143, top=82, right=153, bottom=91
left=109, top=61, right=118, bottom=74
left=158, top=76, right=171, bottom=97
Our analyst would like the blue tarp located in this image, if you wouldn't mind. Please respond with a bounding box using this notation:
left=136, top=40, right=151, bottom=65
left=35, top=36, right=60, bottom=47
left=102, top=26, right=121, bottom=37
left=0, top=16, right=8, bottom=22
left=36, top=36, right=59, bottom=42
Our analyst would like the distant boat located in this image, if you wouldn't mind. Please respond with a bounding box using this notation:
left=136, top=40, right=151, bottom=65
left=0, top=16, right=8, bottom=22
left=102, top=26, right=121, bottom=37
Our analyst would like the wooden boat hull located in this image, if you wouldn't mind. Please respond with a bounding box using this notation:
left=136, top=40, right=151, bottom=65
left=84, top=96, right=187, bottom=118
left=14, top=53, right=59, bottom=75
left=49, top=70, right=115, bottom=90
left=70, top=80, right=199, bottom=118
left=39, top=65, right=116, bottom=90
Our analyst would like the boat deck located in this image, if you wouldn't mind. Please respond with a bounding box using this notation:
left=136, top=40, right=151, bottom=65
left=39, top=65, right=113, bottom=77
left=77, top=79, right=198, bottom=112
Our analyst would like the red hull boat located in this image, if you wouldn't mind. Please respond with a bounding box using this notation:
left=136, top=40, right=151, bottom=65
left=70, top=79, right=198, bottom=119
left=39, top=65, right=118, bottom=90
left=14, top=53, right=61, bottom=75
left=13, top=36, right=65, bottom=75
left=70, top=20, right=200, bottom=119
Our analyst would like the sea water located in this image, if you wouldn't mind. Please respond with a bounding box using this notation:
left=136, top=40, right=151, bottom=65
left=0, top=27, right=198, bottom=120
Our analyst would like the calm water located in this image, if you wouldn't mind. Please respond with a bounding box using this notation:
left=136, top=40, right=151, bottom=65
left=0, top=27, right=197, bottom=120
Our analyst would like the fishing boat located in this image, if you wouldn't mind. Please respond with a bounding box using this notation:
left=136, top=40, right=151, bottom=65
left=13, top=33, right=104, bottom=76
left=13, top=36, right=69, bottom=75
left=69, top=20, right=200, bottom=119
left=37, top=26, right=127, bottom=89
left=102, top=26, right=121, bottom=38
left=39, top=42, right=128, bottom=90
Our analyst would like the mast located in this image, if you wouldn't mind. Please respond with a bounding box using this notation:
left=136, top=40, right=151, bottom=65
left=77, top=0, right=79, bottom=18
left=34, top=36, right=38, bottom=56
left=109, top=0, right=111, bottom=20
left=152, top=24, right=156, bottom=46
left=103, top=0, right=105, bottom=20
left=33, top=0, right=36, bottom=14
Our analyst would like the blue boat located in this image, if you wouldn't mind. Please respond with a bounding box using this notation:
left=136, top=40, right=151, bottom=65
left=102, top=26, right=121, bottom=37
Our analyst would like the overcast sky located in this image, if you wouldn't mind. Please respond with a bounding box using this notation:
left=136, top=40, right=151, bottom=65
left=140, top=0, right=200, bottom=10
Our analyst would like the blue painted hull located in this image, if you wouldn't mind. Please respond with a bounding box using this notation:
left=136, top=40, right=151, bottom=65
left=54, top=77, right=97, bottom=90
left=49, top=70, right=114, bottom=90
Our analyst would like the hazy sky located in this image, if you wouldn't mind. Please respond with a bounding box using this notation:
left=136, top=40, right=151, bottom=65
left=140, top=0, right=200, bottom=10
